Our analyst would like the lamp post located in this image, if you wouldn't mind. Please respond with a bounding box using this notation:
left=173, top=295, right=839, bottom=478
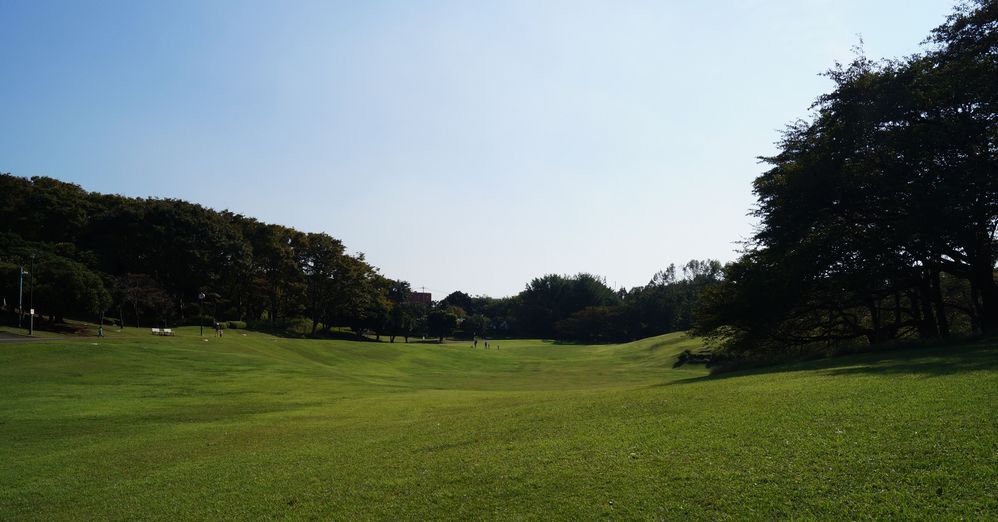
left=28, top=254, right=34, bottom=336
left=17, top=265, right=25, bottom=328
left=198, top=292, right=206, bottom=337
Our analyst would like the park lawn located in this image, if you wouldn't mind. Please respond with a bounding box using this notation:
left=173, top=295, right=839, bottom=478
left=0, top=326, right=64, bottom=338
left=0, top=329, right=995, bottom=520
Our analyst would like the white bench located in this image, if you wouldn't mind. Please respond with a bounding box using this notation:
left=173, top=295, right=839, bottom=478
left=151, top=328, right=161, bottom=335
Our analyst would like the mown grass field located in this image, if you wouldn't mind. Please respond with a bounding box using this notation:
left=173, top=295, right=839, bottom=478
left=0, top=328, right=995, bottom=520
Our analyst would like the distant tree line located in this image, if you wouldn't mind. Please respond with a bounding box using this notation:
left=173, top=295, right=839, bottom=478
left=693, top=1, right=997, bottom=362
left=0, top=174, right=719, bottom=342
left=431, top=260, right=721, bottom=343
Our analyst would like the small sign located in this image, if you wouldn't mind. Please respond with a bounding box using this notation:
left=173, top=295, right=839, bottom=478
left=30, top=309, right=34, bottom=314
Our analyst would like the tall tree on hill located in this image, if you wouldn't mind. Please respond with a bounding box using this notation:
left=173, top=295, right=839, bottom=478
left=363, top=274, right=394, bottom=340
left=919, top=0, right=998, bottom=331
left=427, top=308, right=459, bottom=342
left=386, top=279, right=415, bottom=343
left=299, top=232, right=345, bottom=335
left=329, top=253, right=377, bottom=333
left=86, top=197, right=251, bottom=314
left=0, top=175, right=91, bottom=244
left=694, top=0, right=998, bottom=356
left=31, top=255, right=111, bottom=323
left=116, top=273, right=173, bottom=328
left=516, top=273, right=619, bottom=338
left=439, top=291, right=474, bottom=312
left=243, top=222, right=304, bottom=325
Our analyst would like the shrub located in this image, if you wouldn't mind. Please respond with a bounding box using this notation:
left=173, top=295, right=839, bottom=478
left=227, top=320, right=246, bottom=330
left=180, top=315, right=217, bottom=328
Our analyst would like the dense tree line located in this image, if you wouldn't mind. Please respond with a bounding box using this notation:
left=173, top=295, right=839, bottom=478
left=0, top=175, right=412, bottom=334
left=0, top=174, right=718, bottom=342
left=693, top=1, right=997, bottom=361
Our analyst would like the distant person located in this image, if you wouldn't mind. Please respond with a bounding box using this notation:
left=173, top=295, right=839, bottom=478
left=98, top=325, right=104, bottom=338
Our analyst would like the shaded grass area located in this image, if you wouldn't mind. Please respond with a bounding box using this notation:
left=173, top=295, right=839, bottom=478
left=0, top=326, right=64, bottom=338
left=0, top=329, right=995, bottom=519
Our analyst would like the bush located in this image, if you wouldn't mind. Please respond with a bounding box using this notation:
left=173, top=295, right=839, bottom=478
left=227, top=320, right=246, bottom=329
left=179, top=315, right=217, bottom=328
left=246, top=317, right=312, bottom=337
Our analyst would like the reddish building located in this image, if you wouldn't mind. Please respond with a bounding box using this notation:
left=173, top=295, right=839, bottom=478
left=408, top=292, right=432, bottom=306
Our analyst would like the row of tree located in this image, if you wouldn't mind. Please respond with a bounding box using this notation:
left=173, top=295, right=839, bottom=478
left=433, top=260, right=721, bottom=342
left=693, top=1, right=997, bottom=360
left=0, top=175, right=405, bottom=334
left=0, top=174, right=721, bottom=342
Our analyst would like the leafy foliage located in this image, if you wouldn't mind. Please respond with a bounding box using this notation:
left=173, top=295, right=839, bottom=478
left=694, top=1, right=998, bottom=360
left=0, top=175, right=400, bottom=333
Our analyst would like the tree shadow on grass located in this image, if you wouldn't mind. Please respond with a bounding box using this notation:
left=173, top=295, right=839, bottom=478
left=665, top=337, right=998, bottom=386
left=307, top=330, right=379, bottom=342
left=241, top=327, right=379, bottom=343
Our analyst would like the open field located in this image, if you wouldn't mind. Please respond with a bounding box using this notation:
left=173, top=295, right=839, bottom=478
left=0, top=329, right=995, bottom=520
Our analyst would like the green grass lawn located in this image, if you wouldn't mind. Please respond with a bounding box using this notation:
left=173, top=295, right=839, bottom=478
left=0, top=329, right=995, bottom=520
left=0, top=325, right=64, bottom=338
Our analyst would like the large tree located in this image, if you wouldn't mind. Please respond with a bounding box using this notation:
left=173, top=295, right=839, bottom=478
left=694, top=0, right=998, bottom=358
left=299, top=232, right=346, bottom=335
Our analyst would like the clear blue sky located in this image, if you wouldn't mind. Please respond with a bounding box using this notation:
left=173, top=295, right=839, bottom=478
left=0, top=0, right=952, bottom=297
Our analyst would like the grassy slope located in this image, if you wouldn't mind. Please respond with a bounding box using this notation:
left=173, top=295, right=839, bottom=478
left=0, top=329, right=994, bottom=520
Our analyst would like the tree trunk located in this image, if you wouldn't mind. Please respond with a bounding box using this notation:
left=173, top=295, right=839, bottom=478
left=269, top=286, right=278, bottom=325
left=909, top=290, right=931, bottom=338
left=972, top=263, right=998, bottom=333
left=929, top=270, right=950, bottom=337
left=917, top=276, right=939, bottom=339
left=865, top=299, right=881, bottom=345
left=967, top=229, right=998, bottom=333
left=969, top=284, right=983, bottom=334
left=893, top=290, right=902, bottom=332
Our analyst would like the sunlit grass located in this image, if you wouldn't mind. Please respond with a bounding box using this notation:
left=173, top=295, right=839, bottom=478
left=0, top=329, right=994, bottom=519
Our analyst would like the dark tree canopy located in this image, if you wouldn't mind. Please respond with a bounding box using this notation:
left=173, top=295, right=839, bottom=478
left=1, top=174, right=718, bottom=343
left=694, top=0, right=998, bottom=361
left=0, top=175, right=403, bottom=334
